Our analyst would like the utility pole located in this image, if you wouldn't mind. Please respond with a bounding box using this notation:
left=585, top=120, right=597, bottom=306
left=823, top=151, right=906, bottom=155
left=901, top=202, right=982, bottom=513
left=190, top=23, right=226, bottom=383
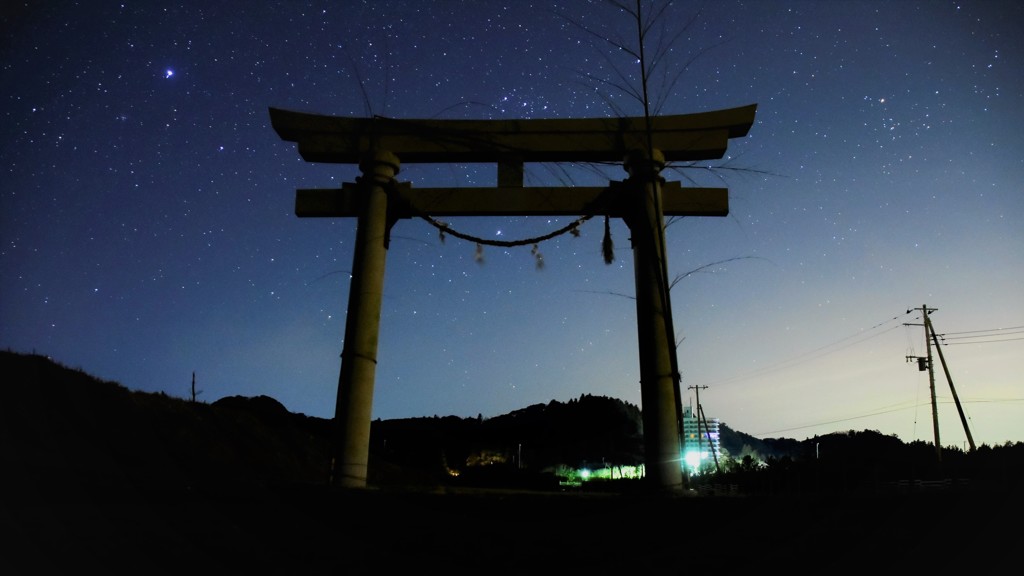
left=905, top=305, right=977, bottom=460
left=925, top=311, right=977, bottom=453
left=906, top=305, right=941, bottom=461
left=688, top=384, right=720, bottom=474
left=191, top=371, right=202, bottom=403
left=688, top=385, right=708, bottom=467
left=698, top=403, right=721, bottom=474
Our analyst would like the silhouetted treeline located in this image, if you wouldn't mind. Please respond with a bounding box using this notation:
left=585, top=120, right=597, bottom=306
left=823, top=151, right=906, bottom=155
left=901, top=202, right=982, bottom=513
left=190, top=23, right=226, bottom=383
left=3, top=350, right=333, bottom=490
left=369, top=394, right=644, bottom=487
left=370, top=398, right=1024, bottom=494
left=4, top=350, right=1021, bottom=495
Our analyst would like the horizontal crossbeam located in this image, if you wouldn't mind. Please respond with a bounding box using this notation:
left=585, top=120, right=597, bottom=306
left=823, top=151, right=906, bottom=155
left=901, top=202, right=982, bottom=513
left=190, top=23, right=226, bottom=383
left=295, top=181, right=728, bottom=218
left=270, top=105, right=756, bottom=165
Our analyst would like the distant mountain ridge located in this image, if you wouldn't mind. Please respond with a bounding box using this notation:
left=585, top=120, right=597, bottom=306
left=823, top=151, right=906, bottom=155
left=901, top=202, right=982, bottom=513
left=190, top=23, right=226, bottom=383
left=368, top=394, right=804, bottom=480
left=2, top=350, right=795, bottom=485
left=5, top=350, right=1021, bottom=494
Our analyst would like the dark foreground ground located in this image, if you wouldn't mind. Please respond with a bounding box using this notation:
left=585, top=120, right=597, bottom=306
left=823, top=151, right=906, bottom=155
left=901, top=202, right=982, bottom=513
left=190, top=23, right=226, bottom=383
left=5, top=478, right=1020, bottom=575
left=3, top=351, right=1019, bottom=574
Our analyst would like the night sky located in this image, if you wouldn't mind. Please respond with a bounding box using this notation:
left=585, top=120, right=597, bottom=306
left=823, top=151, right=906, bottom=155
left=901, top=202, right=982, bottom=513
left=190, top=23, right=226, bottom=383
left=3, top=1, right=1022, bottom=447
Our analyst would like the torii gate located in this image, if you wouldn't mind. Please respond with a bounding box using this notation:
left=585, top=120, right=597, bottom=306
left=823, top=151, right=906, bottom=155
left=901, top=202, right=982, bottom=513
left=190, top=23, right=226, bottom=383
left=270, top=104, right=757, bottom=493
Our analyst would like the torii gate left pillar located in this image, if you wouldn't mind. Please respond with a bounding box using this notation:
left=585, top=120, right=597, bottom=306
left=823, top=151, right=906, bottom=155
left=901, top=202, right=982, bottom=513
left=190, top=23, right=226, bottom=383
left=328, top=151, right=399, bottom=487
left=270, top=105, right=757, bottom=492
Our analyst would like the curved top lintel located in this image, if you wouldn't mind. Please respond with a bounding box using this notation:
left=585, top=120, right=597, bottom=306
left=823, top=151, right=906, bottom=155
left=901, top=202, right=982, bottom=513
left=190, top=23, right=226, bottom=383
left=269, top=103, right=757, bottom=164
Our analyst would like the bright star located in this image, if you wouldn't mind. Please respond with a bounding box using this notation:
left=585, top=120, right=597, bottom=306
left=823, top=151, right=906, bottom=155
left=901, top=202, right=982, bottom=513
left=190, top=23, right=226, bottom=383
left=165, top=69, right=174, bottom=78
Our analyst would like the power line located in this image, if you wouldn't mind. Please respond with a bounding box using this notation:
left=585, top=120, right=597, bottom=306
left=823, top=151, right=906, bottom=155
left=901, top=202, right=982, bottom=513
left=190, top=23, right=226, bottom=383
left=752, top=397, right=1024, bottom=438
left=941, top=325, right=1024, bottom=336
left=942, top=330, right=1024, bottom=340
left=944, top=336, right=1024, bottom=346
left=704, top=312, right=910, bottom=388
left=936, top=325, right=1024, bottom=345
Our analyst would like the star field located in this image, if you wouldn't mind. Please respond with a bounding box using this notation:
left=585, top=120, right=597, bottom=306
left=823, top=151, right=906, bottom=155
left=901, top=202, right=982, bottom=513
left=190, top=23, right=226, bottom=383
left=2, top=1, right=1022, bottom=446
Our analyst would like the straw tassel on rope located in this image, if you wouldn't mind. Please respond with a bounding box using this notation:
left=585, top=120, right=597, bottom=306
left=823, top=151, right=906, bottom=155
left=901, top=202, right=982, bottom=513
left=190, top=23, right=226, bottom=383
left=602, top=214, right=615, bottom=264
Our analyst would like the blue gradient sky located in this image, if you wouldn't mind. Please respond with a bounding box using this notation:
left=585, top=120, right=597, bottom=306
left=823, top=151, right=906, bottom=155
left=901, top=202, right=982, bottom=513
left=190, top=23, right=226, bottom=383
left=3, top=1, right=1022, bottom=447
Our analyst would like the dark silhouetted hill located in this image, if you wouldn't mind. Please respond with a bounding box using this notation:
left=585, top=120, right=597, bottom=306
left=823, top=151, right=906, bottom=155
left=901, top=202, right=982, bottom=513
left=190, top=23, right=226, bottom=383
left=4, top=350, right=1022, bottom=573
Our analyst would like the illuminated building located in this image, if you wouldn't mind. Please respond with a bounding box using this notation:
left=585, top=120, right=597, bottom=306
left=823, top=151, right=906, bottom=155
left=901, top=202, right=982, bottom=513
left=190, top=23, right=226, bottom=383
left=681, top=404, right=721, bottom=474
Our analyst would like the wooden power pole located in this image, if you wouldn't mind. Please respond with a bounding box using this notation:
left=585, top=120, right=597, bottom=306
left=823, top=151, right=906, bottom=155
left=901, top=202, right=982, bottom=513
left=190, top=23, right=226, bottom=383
left=923, top=305, right=942, bottom=460
left=906, top=305, right=977, bottom=462
left=270, top=104, right=756, bottom=492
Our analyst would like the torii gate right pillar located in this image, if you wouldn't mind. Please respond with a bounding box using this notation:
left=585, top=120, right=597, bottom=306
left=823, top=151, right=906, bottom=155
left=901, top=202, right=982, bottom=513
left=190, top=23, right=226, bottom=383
left=624, top=149, right=684, bottom=492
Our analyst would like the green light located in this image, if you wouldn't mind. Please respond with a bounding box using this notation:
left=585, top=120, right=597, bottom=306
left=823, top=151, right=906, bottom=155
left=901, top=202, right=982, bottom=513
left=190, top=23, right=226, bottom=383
left=684, top=450, right=702, bottom=471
